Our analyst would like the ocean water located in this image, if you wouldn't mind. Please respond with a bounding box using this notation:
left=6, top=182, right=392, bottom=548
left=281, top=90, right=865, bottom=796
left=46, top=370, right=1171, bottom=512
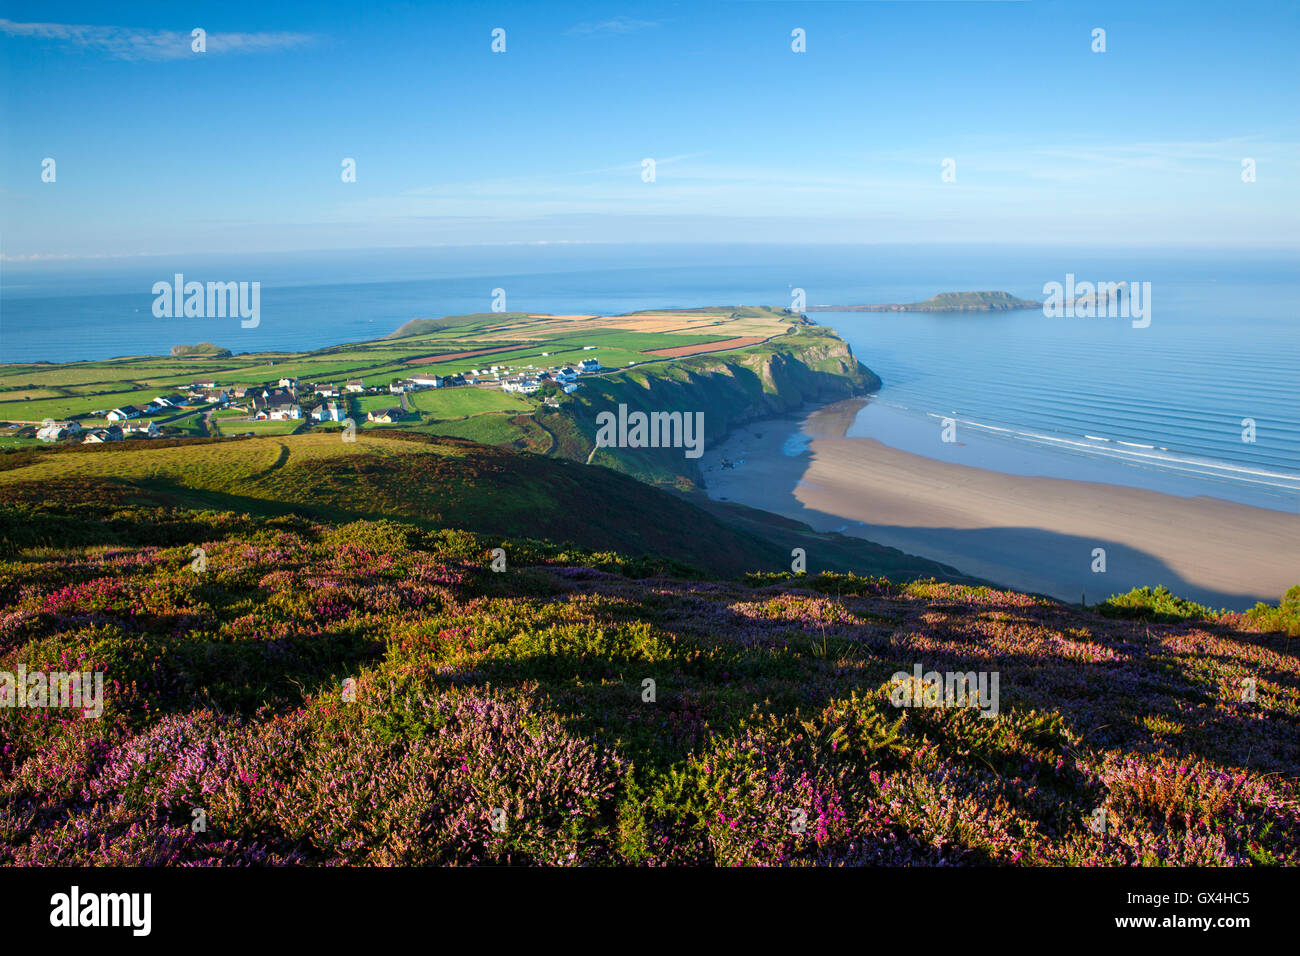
left=2, top=243, right=1296, bottom=509
left=820, top=272, right=1300, bottom=512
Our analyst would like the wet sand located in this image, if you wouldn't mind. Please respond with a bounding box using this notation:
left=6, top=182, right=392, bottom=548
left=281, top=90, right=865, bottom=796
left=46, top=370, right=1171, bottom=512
left=701, top=401, right=1300, bottom=610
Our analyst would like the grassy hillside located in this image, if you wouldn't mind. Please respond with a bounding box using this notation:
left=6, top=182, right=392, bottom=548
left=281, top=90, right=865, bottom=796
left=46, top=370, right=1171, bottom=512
left=0, top=502, right=1296, bottom=865
left=0, top=432, right=957, bottom=582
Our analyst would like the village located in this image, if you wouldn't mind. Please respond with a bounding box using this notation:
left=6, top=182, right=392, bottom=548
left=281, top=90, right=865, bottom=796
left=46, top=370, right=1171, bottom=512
left=29, top=356, right=604, bottom=444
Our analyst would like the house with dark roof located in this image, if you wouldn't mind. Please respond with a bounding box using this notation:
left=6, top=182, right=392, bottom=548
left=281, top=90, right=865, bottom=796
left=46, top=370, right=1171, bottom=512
left=82, top=426, right=124, bottom=444
left=249, top=387, right=295, bottom=414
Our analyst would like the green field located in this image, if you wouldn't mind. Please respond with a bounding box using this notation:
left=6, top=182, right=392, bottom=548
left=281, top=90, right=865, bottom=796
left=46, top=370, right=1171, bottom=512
left=0, top=435, right=45, bottom=449
left=0, top=388, right=165, bottom=422
left=351, top=394, right=403, bottom=416
left=0, top=387, right=68, bottom=400
left=0, top=361, right=230, bottom=389
left=214, top=418, right=302, bottom=436
left=421, top=411, right=532, bottom=445
left=161, top=410, right=209, bottom=436
left=407, top=387, right=528, bottom=419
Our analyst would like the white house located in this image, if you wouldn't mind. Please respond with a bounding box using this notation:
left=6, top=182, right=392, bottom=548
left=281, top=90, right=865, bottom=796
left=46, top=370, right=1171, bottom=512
left=124, top=420, right=160, bottom=438
left=503, top=377, right=541, bottom=395
left=196, top=389, right=230, bottom=406
left=344, top=379, right=366, bottom=393
left=254, top=392, right=301, bottom=420
left=311, top=401, right=346, bottom=422
left=366, top=407, right=409, bottom=424
left=408, top=374, right=443, bottom=389
left=36, top=421, right=82, bottom=442
left=577, top=358, right=602, bottom=373
left=106, top=405, right=142, bottom=422
left=562, top=382, right=580, bottom=394
left=268, top=405, right=302, bottom=421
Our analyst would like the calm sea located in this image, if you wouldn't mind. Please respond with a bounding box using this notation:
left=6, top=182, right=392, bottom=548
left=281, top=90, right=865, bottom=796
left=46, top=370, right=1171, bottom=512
left=2, top=243, right=1296, bottom=509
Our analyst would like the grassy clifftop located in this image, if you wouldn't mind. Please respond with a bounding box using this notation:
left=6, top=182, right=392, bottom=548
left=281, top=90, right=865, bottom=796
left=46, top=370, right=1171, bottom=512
left=557, top=325, right=881, bottom=488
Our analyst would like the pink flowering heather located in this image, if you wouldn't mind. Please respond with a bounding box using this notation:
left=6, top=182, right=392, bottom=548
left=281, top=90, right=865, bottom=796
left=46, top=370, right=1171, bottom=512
left=0, top=509, right=1296, bottom=866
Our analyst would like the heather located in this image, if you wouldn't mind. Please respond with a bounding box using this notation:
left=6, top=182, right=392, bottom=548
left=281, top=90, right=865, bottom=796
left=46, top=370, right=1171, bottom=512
left=1, top=505, right=1298, bottom=866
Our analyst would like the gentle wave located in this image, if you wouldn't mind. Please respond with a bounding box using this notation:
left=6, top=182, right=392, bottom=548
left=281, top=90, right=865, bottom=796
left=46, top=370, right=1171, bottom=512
left=915, top=408, right=1300, bottom=493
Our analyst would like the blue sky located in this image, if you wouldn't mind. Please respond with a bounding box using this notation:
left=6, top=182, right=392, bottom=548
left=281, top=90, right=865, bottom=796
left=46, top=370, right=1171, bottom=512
left=2, top=0, right=1297, bottom=259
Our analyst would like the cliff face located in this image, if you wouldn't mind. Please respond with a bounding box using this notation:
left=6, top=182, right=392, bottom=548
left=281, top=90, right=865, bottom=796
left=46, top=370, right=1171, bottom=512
left=686, top=335, right=878, bottom=424
left=557, top=328, right=880, bottom=488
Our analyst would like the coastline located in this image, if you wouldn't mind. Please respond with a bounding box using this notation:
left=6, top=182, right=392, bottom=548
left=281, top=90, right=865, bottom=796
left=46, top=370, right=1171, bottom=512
left=701, top=400, right=1300, bottom=610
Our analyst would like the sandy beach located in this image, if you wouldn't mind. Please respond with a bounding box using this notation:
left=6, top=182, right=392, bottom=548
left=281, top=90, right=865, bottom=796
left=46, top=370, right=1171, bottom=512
left=702, top=401, right=1300, bottom=610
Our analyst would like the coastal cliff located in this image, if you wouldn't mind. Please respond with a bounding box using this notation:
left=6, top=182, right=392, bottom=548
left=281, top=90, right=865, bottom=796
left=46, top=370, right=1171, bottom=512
left=554, top=324, right=880, bottom=489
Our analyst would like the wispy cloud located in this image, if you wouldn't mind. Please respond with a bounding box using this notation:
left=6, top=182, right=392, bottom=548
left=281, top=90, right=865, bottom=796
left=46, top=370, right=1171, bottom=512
left=572, top=153, right=707, bottom=176
left=565, top=17, right=660, bottom=37
left=0, top=18, right=315, bottom=61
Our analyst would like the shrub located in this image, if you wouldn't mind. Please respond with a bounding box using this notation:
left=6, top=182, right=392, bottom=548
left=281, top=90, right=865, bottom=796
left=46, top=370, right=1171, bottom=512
left=1244, top=585, right=1300, bottom=636
left=1096, top=585, right=1219, bottom=623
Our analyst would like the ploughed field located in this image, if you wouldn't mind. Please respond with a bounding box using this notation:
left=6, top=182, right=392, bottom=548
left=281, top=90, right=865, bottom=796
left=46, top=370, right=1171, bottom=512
left=1, top=496, right=1297, bottom=865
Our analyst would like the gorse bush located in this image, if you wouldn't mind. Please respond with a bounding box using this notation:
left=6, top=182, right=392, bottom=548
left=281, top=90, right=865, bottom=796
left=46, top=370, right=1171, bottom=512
left=1245, top=585, right=1300, bottom=637
left=1098, top=584, right=1300, bottom=638
left=1096, top=585, right=1219, bottom=623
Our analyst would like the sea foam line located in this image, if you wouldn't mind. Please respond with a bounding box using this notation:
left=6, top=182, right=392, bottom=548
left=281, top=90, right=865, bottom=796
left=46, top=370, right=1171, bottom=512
left=918, top=410, right=1300, bottom=492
